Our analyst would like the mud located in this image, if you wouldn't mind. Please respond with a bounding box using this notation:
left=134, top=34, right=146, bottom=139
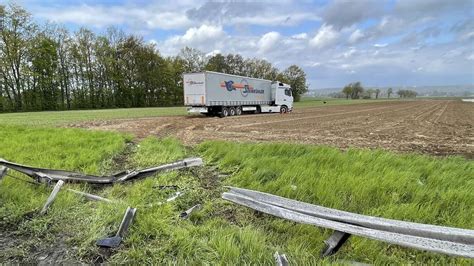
left=71, top=100, right=474, bottom=158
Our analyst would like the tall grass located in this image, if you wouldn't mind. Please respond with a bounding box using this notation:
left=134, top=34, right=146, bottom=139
left=198, top=141, right=474, bottom=264
left=0, top=125, right=131, bottom=229
left=1, top=126, right=472, bottom=264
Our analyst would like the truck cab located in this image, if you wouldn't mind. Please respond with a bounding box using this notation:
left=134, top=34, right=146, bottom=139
left=272, top=82, right=293, bottom=113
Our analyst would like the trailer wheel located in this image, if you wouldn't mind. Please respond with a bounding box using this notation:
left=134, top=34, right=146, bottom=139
left=280, top=106, right=288, bottom=114
left=220, top=107, right=229, bottom=118
left=236, top=106, right=242, bottom=116
left=229, top=107, right=236, bottom=116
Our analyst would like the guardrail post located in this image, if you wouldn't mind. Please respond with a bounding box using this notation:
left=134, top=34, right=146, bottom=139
left=274, top=251, right=289, bottom=266
left=40, top=180, right=64, bottom=215
left=97, top=207, right=137, bottom=248
left=0, top=166, right=7, bottom=182
left=321, top=230, right=351, bottom=257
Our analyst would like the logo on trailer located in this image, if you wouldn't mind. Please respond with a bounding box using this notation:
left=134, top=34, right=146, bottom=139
left=186, top=80, right=204, bottom=85
left=220, top=79, right=264, bottom=97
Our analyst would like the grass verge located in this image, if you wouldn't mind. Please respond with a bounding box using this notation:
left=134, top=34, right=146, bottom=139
left=1, top=127, right=472, bottom=264
left=0, top=106, right=186, bottom=126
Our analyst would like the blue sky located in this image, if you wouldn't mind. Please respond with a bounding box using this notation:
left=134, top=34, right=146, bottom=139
left=8, top=0, right=474, bottom=89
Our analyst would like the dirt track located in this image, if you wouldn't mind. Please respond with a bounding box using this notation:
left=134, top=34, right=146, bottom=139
left=73, top=100, right=474, bottom=157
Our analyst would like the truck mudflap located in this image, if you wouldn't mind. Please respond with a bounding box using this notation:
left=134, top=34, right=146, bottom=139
left=187, top=107, right=208, bottom=114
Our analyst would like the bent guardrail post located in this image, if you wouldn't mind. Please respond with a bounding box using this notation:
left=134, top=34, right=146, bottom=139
left=97, top=207, right=137, bottom=248
left=0, top=166, right=7, bottom=182
left=274, top=251, right=289, bottom=266
left=167, top=191, right=184, bottom=202
left=67, top=189, right=114, bottom=203
left=321, top=230, right=351, bottom=257
left=180, top=204, right=201, bottom=219
left=222, top=191, right=474, bottom=258
left=40, top=180, right=64, bottom=215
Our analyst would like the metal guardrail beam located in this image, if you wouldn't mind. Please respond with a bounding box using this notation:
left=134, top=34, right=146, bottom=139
left=227, top=187, right=474, bottom=245
left=223, top=191, right=474, bottom=258
left=0, top=157, right=203, bottom=184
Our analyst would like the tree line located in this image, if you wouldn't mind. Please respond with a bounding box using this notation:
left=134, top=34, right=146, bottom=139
left=340, top=82, right=417, bottom=99
left=0, top=4, right=307, bottom=113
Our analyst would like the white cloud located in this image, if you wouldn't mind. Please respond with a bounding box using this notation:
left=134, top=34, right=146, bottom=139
left=309, top=24, right=340, bottom=49
left=206, top=49, right=221, bottom=57
left=348, top=29, right=364, bottom=43
left=342, top=47, right=357, bottom=58
left=145, top=12, right=192, bottom=30
left=374, top=43, right=388, bottom=48
left=32, top=1, right=319, bottom=30
left=258, top=31, right=281, bottom=53
left=291, top=33, right=308, bottom=40
left=160, top=25, right=227, bottom=55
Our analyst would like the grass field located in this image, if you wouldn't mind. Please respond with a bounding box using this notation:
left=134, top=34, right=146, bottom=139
left=1, top=122, right=472, bottom=264
left=0, top=98, right=389, bottom=126
left=0, top=106, right=186, bottom=126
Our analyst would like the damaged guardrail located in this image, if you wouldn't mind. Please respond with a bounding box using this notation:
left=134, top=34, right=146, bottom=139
left=0, top=157, right=203, bottom=184
left=223, top=187, right=474, bottom=258
left=97, top=207, right=137, bottom=248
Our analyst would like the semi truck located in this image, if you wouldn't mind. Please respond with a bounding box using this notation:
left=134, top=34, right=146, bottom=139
left=184, top=71, right=293, bottom=117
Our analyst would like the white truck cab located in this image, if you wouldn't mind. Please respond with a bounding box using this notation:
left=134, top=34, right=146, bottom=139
left=272, top=82, right=293, bottom=113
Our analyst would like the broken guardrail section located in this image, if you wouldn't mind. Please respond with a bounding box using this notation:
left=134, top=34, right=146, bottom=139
left=0, top=157, right=203, bottom=184
left=222, top=187, right=474, bottom=258
left=180, top=204, right=201, bottom=219
left=97, top=207, right=137, bottom=248
left=0, top=166, right=7, bottom=181
left=274, top=251, right=289, bottom=266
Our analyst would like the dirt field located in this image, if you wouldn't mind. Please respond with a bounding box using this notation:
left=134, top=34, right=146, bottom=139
left=72, top=100, right=474, bottom=158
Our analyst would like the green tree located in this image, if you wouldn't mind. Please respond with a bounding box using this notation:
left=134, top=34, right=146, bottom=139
left=350, top=82, right=364, bottom=99
left=342, top=85, right=353, bottom=99
left=387, top=88, right=393, bottom=98
left=375, top=88, right=381, bottom=99
left=178, top=47, right=206, bottom=73
left=28, top=34, right=59, bottom=110
left=205, top=53, right=227, bottom=73
left=0, top=4, right=37, bottom=110
left=282, top=65, right=307, bottom=102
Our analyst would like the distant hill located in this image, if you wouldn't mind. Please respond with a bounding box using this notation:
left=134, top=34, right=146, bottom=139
left=307, top=85, right=474, bottom=97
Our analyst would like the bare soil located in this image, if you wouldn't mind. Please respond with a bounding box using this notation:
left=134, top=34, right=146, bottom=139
left=71, top=100, right=474, bottom=158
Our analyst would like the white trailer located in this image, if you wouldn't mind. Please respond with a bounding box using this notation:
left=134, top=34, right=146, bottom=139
left=184, top=71, right=293, bottom=117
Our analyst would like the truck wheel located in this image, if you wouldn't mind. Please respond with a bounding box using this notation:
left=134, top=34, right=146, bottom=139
left=229, top=107, right=236, bottom=116
left=220, top=107, right=229, bottom=118
left=280, top=106, right=288, bottom=114
left=236, top=106, right=242, bottom=116
left=255, top=106, right=261, bottom=114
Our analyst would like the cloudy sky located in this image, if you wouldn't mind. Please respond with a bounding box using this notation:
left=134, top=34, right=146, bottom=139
left=9, top=0, right=474, bottom=89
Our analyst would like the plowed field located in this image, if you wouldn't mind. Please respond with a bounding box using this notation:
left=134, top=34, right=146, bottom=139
left=74, top=100, right=474, bottom=157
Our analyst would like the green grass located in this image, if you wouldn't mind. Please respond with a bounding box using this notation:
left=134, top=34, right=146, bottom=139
left=1, top=125, right=472, bottom=264
left=294, top=97, right=393, bottom=108
left=0, top=106, right=186, bottom=126
left=199, top=141, right=474, bottom=264
left=0, top=98, right=395, bottom=126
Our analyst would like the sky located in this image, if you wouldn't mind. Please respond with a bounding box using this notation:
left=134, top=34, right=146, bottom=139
left=7, top=0, right=474, bottom=89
